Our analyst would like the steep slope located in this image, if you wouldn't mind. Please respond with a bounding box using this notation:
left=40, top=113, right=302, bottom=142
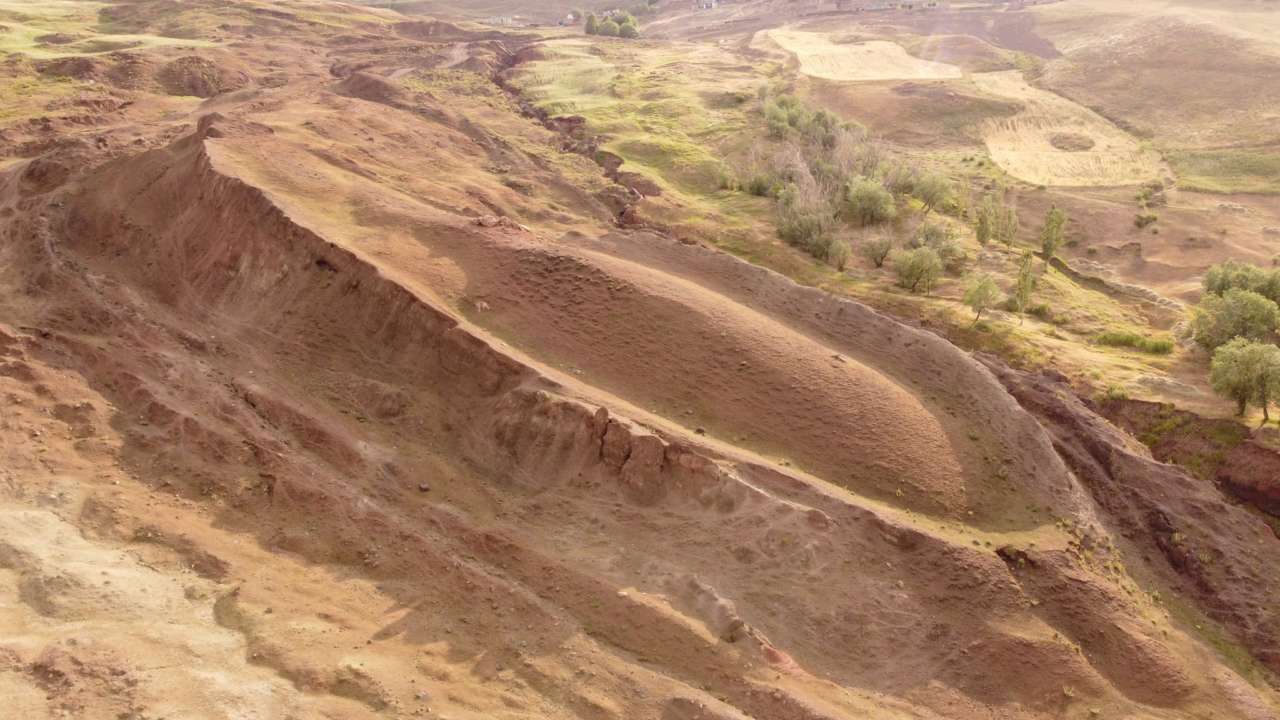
left=0, top=1, right=1278, bottom=719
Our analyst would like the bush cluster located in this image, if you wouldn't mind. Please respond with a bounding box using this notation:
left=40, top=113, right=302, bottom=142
left=585, top=11, right=640, bottom=38
left=1096, top=330, right=1174, bottom=355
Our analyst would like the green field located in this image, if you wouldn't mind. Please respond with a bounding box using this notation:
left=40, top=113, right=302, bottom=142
left=1169, top=148, right=1280, bottom=195
left=0, top=0, right=216, bottom=58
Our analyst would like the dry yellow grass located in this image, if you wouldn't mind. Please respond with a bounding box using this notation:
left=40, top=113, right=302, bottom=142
left=766, top=30, right=962, bottom=82
left=970, top=70, right=1163, bottom=187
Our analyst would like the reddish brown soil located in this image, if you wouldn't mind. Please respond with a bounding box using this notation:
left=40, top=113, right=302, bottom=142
left=0, top=1, right=1278, bottom=718
left=808, top=78, right=1021, bottom=149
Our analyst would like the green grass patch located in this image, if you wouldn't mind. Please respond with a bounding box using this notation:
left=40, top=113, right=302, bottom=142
left=1096, top=329, right=1175, bottom=355
left=1169, top=149, right=1280, bottom=195
left=0, top=0, right=216, bottom=58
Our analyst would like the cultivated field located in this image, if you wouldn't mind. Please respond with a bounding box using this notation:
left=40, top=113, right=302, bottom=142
left=0, top=0, right=216, bottom=58
left=970, top=69, right=1164, bottom=187
left=766, top=29, right=962, bottom=82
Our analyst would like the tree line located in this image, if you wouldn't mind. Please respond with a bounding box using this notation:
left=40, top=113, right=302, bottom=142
left=584, top=10, right=641, bottom=38
left=1192, top=260, right=1280, bottom=421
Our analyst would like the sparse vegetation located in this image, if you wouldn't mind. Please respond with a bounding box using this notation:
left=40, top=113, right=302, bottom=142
left=1169, top=149, right=1280, bottom=195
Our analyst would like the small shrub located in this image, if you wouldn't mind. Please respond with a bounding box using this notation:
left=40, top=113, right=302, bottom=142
left=912, top=223, right=967, bottom=275
left=716, top=164, right=738, bottom=191
left=776, top=179, right=835, bottom=257
left=860, top=235, right=894, bottom=268
left=1135, top=212, right=1158, bottom=229
left=1028, top=302, right=1053, bottom=320
left=1096, top=330, right=1175, bottom=354
left=883, top=162, right=919, bottom=196
left=913, top=173, right=952, bottom=216
left=892, top=247, right=943, bottom=294
left=827, top=238, right=852, bottom=271
left=745, top=174, right=773, bottom=196
left=963, top=274, right=1002, bottom=326
left=1203, top=259, right=1280, bottom=303
left=1100, top=384, right=1130, bottom=402
left=846, top=178, right=897, bottom=226
left=1190, top=288, right=1280, bottom=351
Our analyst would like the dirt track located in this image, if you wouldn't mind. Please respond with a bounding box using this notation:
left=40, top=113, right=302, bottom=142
left=1, top=2, right=1279, bottom=719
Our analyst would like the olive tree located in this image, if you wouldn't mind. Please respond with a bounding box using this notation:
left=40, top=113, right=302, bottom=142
left=964, top=274, right=1002, bottom=327
left=1190, top=288, right=1280, bottom=351
left=913, top=173, right=952, bottom=217
left=860, top=235, right=894, bottom=268
left=893, top=247, right=943, bottom=294
left=1211, top=338, right=1280, bottom=421
left=846, top=178, right=896, bottom=226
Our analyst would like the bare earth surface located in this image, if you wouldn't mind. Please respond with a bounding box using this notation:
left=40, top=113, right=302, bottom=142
left=765, top=30, right=963, bottom=82
left=1, top=1, right=1279, bottom=719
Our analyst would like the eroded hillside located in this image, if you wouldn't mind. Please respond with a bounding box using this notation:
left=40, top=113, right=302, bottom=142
left=1, top=1, right=1279, bottom=719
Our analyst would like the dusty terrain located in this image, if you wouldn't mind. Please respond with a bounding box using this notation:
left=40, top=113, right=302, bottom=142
left=1, top=1, right=1279, bottom=719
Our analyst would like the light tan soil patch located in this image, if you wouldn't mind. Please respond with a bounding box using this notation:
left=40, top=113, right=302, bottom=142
left=971, top=70, right=1163, bottom=186
left=767, top=30, right=962, bottom=82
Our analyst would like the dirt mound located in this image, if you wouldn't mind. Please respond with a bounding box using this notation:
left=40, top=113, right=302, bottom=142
left=2, top=110, right=1249, bottom=718
left=35, top=52, right=158, bottom=91
left=18, top=157, right=72, bottom=196
left=157, top=55, right=250, bottom=98
left=34, top=57, right=104, bottom=82
left=3, top=2, right=1280, bottom=717
left=333, top=71, right=411, bottom=106
left=35, top=33, right=81, bottom=46
left=1050, top=132, right=1096, bottom=152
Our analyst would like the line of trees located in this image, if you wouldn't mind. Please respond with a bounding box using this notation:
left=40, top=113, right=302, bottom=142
left=1195, top=260, right=1280, bottom=422
left=584, top=10, right=640, bottom=38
